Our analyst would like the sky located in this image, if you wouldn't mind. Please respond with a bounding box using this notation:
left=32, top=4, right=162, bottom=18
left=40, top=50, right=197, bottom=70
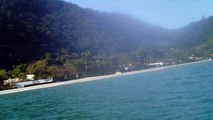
left=64, top=0, right=213, bottom=29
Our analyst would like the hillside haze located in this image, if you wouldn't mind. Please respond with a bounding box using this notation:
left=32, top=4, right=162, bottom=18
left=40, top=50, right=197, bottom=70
left=0, top=0, right=213, bottom=71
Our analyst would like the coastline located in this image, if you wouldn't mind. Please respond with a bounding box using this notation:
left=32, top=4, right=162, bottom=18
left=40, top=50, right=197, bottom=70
left=0, top=59, right=212, bottom=95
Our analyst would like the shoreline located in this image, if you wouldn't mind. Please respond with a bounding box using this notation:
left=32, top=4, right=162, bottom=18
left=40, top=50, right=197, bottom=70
left=0, top=59, right=212, bottom=95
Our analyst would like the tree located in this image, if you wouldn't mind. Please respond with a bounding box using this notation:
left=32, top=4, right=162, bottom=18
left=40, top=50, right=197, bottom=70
left=11, top=64, right=27, bottom=79
left=47, top=65, right=65, bottom=79
left=26, top=60, right=48, bottom=79
left=44, top=52, right=52, bottom=61
left=64, top=60, right=78, bottom=77
left=0, top=69, right=9, bottom=85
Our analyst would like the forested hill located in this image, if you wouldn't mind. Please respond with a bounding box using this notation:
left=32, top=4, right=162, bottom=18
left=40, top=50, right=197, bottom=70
left=0, top=0, right=171, bottom=69
left=171, top=16, right=213, bottom=56
left=0, top=0, right=213, bottom=72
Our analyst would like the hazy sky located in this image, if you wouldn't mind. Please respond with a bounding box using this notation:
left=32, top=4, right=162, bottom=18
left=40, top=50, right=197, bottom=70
left=64, top=0, right=213, bottom=29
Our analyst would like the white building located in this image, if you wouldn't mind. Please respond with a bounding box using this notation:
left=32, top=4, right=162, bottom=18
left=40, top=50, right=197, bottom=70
left=26, top=74, right=35, bottom=80
left=148, top=62, right=164, bottom=66
left=15, top=78, right=53, bottom=88
left=4, top=78, right=20, bottom=85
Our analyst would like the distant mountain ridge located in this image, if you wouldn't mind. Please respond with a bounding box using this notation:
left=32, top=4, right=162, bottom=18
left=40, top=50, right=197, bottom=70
left=0, top=0, right=213, bottom=69
left=172, top=16, right=213, bottom=55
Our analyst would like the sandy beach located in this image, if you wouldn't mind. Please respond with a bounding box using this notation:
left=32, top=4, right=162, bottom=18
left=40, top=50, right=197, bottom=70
left=0, top=59, right=212, bottom=95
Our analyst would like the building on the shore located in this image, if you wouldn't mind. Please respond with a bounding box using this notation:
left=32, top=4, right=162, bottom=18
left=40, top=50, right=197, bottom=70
left=15, top=78, right=53, bottom=88
left=4, top=74, right=35, bottom=85
left=148, top=62, right=164, bottom=66
left=4, top=78, right=21, bottom=85
left=26, top=74, right=35, bottom=80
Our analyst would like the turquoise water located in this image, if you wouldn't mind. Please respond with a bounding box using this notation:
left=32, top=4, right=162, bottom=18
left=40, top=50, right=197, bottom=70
left=1, top=61, right=213, bottom=120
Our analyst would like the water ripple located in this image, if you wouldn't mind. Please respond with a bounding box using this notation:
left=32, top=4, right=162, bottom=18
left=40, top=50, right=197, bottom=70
left=0, top=61, right=213, bottom=120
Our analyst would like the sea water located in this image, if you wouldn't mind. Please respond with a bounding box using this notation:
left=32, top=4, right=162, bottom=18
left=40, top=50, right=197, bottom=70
left=0, top=61, right=213, bottom=120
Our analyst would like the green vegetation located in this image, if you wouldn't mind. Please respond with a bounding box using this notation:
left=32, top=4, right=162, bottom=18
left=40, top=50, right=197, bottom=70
left=26, top=60, right=48, bottom=79
left=0, top=0, right=213, bottom=87
left=11, top=64, right=27, bottom=79
left=0, top=69, right=9, bottom=85
left=0, top=0, right=171, bottom=70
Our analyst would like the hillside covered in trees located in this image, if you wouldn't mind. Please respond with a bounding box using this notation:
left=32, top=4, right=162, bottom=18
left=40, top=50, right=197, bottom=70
left=0, top=0, right=213, bottom=86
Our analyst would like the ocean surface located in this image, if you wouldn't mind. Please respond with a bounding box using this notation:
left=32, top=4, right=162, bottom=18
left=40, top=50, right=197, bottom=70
left=1, top=61, right=213, bottom=120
